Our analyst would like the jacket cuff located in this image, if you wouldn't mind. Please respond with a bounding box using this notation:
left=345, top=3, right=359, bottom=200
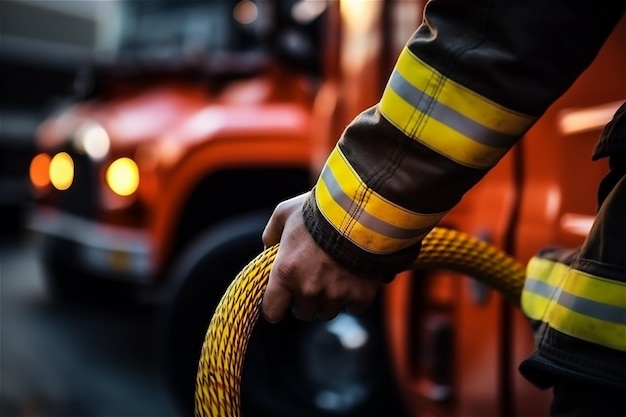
left=302, top=189, right=422, bottom=276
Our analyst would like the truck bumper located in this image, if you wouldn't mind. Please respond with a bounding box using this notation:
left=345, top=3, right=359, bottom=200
left=28, top=208, right=153, bottom=285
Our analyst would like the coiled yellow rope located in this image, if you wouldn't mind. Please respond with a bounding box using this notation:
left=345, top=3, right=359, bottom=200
left=195, top=227, right=526, bottom=417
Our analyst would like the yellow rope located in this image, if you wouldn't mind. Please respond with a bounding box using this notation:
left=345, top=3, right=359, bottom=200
left=195, top=227, right=525, bottom=417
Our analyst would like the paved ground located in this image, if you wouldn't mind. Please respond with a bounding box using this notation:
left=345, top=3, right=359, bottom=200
left=0, top=231, right=184, bottom=417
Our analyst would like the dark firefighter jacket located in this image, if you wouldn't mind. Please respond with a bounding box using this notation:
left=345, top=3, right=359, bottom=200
left=302, top=0, right=626, bottom=390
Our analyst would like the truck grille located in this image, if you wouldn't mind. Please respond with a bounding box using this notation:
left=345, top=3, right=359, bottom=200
left=54, top=146, right=98, bottom=220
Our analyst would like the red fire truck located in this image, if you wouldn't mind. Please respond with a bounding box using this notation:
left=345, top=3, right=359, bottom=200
left=28, top=0, right=624, bottom=416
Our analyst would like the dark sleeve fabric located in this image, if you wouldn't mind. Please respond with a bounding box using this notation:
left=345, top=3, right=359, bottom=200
left=304, top=0, right=626, bottom=275
left=593, top=102, right=626, bottom=161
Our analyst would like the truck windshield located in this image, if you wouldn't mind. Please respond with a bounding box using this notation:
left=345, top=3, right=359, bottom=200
left=118, top=0, right=271, bottom=58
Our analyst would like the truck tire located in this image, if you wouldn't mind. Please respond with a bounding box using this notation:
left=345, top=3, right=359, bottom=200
left=160, top=212, right=409, bottom=417
left=160, top=212, right=268, bottom=416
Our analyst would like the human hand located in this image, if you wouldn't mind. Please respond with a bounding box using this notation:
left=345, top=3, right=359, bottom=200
left=261, top=192, right=384, bottom=323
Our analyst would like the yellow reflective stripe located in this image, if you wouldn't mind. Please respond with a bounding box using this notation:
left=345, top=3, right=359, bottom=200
left=549, top=304, right=626, bottom=352
left=562, top=271, right=626, bottom=307
left=380, top=47, right=535, bottom=169
left=381, top=90, right=507, bottom=167
left=547, top=269, right=626, bottom=351
left=394, top=48, right=533, bottom=134
left=325, top=148, right=446, bottom=228
left=522, top=257, right=569, bottom=321
left=524, top=257, right=626, bottom=351
left=315, top=180, right=428, bottom=253
left=315, top=147, right=445, bottom=254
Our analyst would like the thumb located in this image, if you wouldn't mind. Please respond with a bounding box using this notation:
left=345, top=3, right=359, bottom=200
left=262, top=212, right=285, bottom=249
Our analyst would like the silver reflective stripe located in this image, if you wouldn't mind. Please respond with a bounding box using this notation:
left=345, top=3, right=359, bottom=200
left=525, top=277, right=626, bottom=324
left=321, top=167, right=431, bottom=239
left=524, top=277, right=559, bottom=298
left=389, top=71, right=518, bottom=148
left=558, top=290, right=626, bottom=325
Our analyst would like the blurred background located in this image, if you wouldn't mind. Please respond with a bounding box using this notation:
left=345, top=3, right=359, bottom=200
left=1, top=2, right=187, bottom=416
left=1, top=1, right=407, bottom=416
left=1, top=0, right=118, bottom=233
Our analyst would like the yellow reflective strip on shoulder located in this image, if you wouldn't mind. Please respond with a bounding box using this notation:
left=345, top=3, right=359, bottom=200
left=522, top=256, right=569, bottom=321
left=380, top=47, right=535, bottom=169
left=546, top=268, right=626, bottom=351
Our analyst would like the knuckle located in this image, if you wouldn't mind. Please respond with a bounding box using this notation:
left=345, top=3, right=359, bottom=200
left=272, top=262, right=295, bottom=282
left=273, top=200, right=290, bottom=218
left=325, top=286, right=346, bottom=303
left=300, top=281, right=321, bottom=298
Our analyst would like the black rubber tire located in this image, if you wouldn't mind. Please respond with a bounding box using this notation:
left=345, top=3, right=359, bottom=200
left=159, top=212, right=270, bottom=416
left=160, top=212, right=410, bottom=417
left=240, top=296, right=411, bottom=417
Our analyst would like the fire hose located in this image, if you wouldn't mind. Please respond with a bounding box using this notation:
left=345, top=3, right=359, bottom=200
left=194, top=227, right=526, bottom=417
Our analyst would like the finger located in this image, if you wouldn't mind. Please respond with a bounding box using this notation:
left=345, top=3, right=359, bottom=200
left=261, top=275, right=293, bottom=324
left=262, top=194, right=308, bottom=248
left=262, top=210, right=285, bottom=249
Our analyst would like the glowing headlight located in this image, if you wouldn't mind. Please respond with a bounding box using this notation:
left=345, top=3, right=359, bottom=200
left=49, top=152, right=74, bottom=190
left=30, top=153, right=51, bottom=188
left=74, top=122, right=110, bottom=160
left=106, top=157, right=139, bottom=197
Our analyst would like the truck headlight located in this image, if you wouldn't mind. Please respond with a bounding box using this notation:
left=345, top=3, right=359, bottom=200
left=49, top=152, right=74, bottom=190
left=106, top=157, right=139, bottom=197
left=73, top=122, right=110, bottom=160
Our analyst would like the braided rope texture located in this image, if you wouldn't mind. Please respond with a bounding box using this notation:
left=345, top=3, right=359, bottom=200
left=195, top=227, right=526, bottom=417
left=415, top=228, right=525, bottom=307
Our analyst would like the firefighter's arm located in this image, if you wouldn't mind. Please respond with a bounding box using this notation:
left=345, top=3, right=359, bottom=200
left=261, top=0, right=625, bottom=323
left=301, top=0, right=625, bottom=275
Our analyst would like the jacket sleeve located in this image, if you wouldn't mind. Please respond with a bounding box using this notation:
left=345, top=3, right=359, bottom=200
left=303, top=0, right=626, bottom=275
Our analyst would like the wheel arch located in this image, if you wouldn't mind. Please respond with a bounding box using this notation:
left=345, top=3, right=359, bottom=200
left=160, top=164, right=312, bottom=280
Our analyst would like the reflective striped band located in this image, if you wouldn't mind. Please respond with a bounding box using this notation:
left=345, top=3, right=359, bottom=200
left=522, top=257, right=570, bottom=321
left=523, top=256, right=626, bottom=351
left=379, top=47, right=535, bottom=169
left=315, top=146, right=446, bottom=254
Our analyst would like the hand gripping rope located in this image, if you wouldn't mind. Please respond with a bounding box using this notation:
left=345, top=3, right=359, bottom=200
left=195, top=227, right=525, bottom=417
